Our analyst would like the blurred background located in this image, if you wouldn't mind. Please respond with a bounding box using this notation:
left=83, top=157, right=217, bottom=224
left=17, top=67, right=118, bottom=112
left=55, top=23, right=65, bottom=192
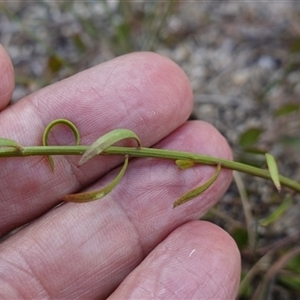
left=1, top=1, right=300, bottom=299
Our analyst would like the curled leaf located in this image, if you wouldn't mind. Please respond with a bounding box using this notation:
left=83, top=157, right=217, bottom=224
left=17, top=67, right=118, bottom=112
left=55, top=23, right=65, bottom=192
left=175, top=159, right=195, bottom=170
left=63, top=155, right=129, bottom=203
left=0, top=138, right=23, bottom=150
left=173, top=164, right=222, bottom=208
left=79, top=128, right=141, bottom=166
left=265, top=153, right=281, bottom=192
left=42, top=119, right=80, bottom=171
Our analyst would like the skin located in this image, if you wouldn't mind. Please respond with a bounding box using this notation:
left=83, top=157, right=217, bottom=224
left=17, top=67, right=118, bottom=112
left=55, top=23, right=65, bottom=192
left=0, top=44, right=241, bottom=299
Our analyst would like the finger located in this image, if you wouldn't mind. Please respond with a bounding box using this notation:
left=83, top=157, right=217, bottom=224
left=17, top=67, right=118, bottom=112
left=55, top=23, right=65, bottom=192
left=109, top=221, right=241, bottom=299
left=0, top=52, right=193, bottom=236
left=0, top=44, right=14, bottom=110
left=0, top=121, right=233, bottom=299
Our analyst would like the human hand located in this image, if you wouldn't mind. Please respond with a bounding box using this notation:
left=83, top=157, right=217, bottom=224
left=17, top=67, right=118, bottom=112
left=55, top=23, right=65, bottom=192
left=0, top=45, right=240, bottom=299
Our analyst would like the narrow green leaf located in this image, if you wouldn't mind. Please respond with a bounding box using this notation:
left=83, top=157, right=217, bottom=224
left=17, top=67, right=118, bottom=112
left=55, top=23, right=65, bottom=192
left=231, top=227, right=249, bottom=251
left=79, top=129, right=141, bottom=166
left=48, top=54, right=64, bottom=74
left=0, top=138, right=22, bottom=150
left=260, top=197, right=293, bottom=226
left=43, top=119, right=80, bottom=171
left=63, top=155, right=129, bottom=203
left=275, top=103, right=300, bottom=117
left=238, top=128, right=263, bottom=148
left=173, top=164, right=222, bottom=208
left=280, top=136, right=300, bottom=150
left=286, top=255, right=300, bottom=273
left=290, top=36, right=300, bottom=53
left=279, top=273, right=300, bottom=292
left=175, top=159, right=195, bottom=170
left=265, top=153, right=281, bottom=192
left=72, top=33, right=86, bottom=53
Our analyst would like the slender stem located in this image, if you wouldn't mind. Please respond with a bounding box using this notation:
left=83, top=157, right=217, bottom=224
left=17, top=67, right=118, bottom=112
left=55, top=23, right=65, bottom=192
left=1, top=145, right=300, bottom=193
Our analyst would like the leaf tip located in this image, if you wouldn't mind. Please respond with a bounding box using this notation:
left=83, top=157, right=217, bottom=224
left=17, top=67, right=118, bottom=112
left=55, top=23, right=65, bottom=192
left=172, top=200, right=181, bottom=209
left=172, top=164, right=222, bottom=208
left=64, top=155, right=129, bottom=203
left=265, top=152, right=281, bottom=192
left=78, top=156, right=87, bottom=166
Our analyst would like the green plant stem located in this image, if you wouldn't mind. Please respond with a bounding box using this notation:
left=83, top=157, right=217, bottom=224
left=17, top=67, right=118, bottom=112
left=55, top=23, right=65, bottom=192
left=1, top=145, right=300, bottom=193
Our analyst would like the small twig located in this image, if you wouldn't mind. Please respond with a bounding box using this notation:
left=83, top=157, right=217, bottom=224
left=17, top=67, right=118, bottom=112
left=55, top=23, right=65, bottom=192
left=233, top=171, right=256, bottom=252
left=252, top=246, right=300, bottom=300
left=243, top=231, right=300, bottom=257
left=1, top=119, right=300, bottom=205
left=209, top=206, right=243, bottom=228
left=238, top=250, right=274, bottom=297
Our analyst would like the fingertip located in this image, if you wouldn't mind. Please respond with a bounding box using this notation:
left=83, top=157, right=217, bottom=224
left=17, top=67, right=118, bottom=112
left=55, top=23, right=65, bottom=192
left=180, top=221, right=241, bottom=298
left=0, top=45, right=14, bottom=110
left=110, top=220, right=241, bottom=300
left=168, top=220, right=242, bottom=284
left=118, top=51, right=194, bottom=120
left=123, top=51, right=192, bottom=91
left=188, top=220, right=240, bottom=263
